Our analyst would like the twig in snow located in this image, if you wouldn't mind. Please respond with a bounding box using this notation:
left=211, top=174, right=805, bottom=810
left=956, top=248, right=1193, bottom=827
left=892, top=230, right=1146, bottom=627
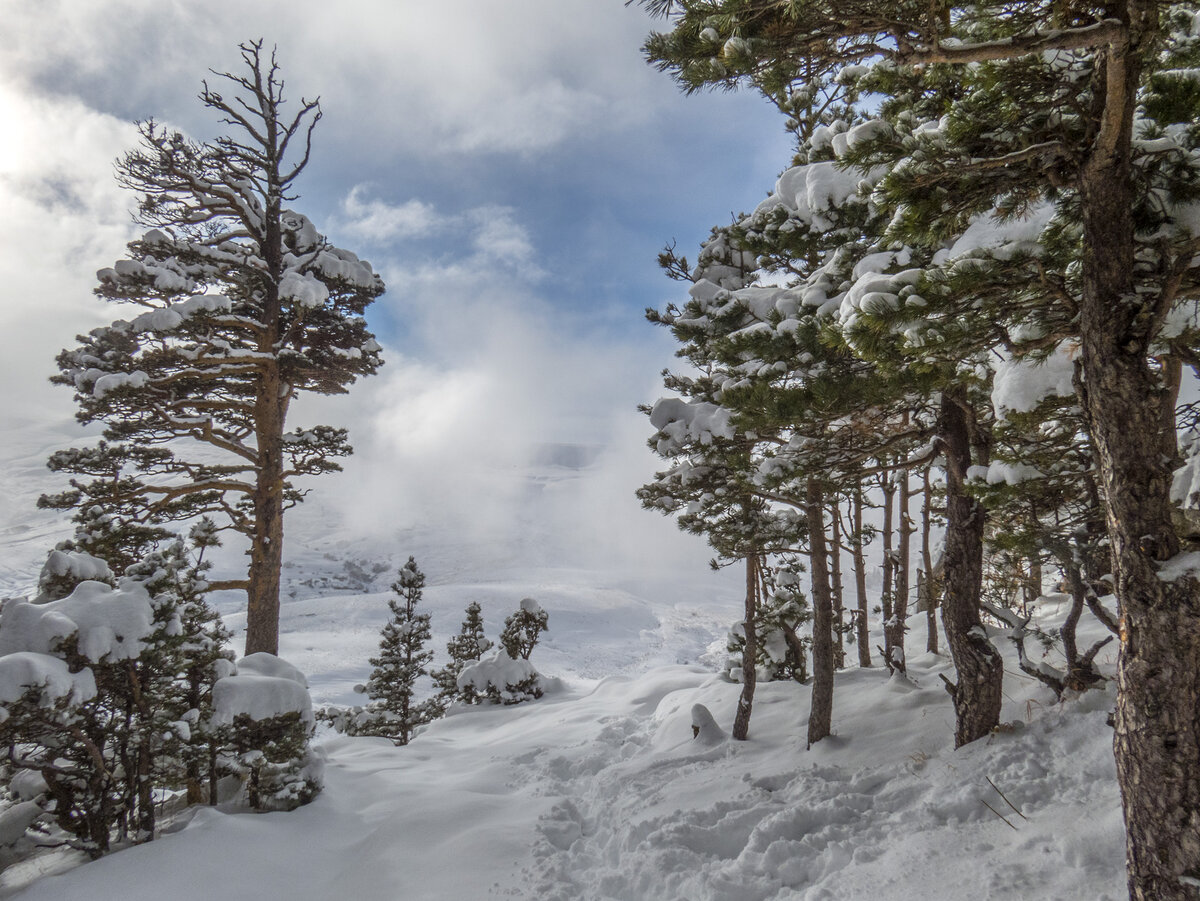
left=986, top=776, right=1028, bottom=820
left=981, top=799, right=1018, bottom=830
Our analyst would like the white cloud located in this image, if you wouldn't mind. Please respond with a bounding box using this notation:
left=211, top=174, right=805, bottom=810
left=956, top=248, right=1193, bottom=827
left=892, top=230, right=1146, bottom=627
left=333, top=189, right=545, bottom=289
left=338, top=187, right=444, bottom=242
left=0, top=84, right=139, bottom=421
left=0, top=1, right=668, bottom=160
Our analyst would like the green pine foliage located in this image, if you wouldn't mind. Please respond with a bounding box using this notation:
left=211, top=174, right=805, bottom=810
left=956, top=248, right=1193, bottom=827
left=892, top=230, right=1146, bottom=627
left=359, top=557, right=436, bottom=745
left=725, top=561, right=811, bottom=682
left=499, top=598, right=549, bottom=661
left=432, top=601, right=493, bottom=708
left=0, top=525, right=240, bottom=857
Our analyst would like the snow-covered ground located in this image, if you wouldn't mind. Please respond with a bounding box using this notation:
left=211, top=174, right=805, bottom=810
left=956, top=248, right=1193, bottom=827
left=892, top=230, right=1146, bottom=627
left=0, top=424, right=1127, bottom=900
left=0, top=582, right=1126, bottom=901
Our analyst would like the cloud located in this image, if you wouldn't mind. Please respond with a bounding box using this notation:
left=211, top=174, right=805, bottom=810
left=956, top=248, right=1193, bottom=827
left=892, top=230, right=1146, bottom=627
left=0, top=1, right=669, bottom=160
left=282, top=189, right=713, bottom=578
left=0, top=84, right=140, bottom=421
left=332, top=188, right=545, bottom=301
left=337, top=188, right=444, bottom=242
left=0, top=0, right=778, bottom=593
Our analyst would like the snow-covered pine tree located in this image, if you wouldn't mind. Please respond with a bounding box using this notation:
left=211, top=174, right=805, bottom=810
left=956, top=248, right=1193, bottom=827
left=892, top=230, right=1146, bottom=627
left=453, top=599, right=551, bottom=706
left=725, top=558, right=810, bottom=683
left=432, top=601, right=492, bottom=708
left=43, top=41, right=384, bottom=656
left=38, top=441, right=176, bottom=586
left=499, top=598, right=549, bottom=661
left=0, top=524, right=237, bottom=854
left=639, top=3, right=1200, bottom=894
left=359, top=557, right=435, bottom=745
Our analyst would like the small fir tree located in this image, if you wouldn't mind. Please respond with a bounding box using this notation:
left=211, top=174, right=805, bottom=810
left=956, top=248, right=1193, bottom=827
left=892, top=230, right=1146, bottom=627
left=457, top=600, right=551, bottom=706
left=499, top=598, right=549, bottom=661
left=431, top=601, right=492, bottom=708
left=361, top=557, right=435, bottom=745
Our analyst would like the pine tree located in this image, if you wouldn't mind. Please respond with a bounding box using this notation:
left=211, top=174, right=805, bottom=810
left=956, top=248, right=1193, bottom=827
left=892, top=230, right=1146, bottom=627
left=361, top=557, right=435, bottom=745
left=499, top=598, right=549, bottom=661
left=431, top=601, right=492, bottom=708
left=638, top=3, right=1200, bottom=894
left=43, top=41, right=385, bottom=656
left=0, top=524, right=240, bottom=854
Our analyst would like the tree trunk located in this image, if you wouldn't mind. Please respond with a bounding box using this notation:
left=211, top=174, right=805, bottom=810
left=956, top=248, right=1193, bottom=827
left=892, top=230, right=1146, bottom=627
left=879, top=468, right=896, bottom=662
left=245, top=198, right=287, bottom=657
left=922, top=467, right=939, bottom=654
left=852, top=481, right=872, bottom=667
left=246, top=367, right=286, bottom=656
left=938, top=386, right=1003, bottom=747
left=885, top=465, right=911, bottom=673
left=806, top=478, right=834, bottom=747
left=1077, top=13, right=1200, bottom=894
left=733, top=555, right=759, bottom=741
left=829, top=498, right=846, bottom=670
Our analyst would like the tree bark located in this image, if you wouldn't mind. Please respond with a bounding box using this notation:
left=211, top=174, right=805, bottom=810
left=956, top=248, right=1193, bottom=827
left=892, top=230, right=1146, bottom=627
left=938, top=386, right=1003, bottom=747
left=879, top=468, right=896, bottom=661
left=885, top=464, right=911, bottom=673
left=852, top=481, right=872, bottom=667
left=806, top=478, right=835, bottom=747
left=1076, top=10, right=1200, bottom=894
left=245, top=190, right=287, bottom=657
left=829, top=498, right=846, bottom=669
left=733, top=555, right=759, bottom=741
left=922, top=467, right=939, bottom=654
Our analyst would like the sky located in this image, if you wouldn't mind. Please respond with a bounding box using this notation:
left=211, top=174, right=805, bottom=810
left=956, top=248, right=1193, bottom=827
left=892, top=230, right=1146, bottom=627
left=0, top=0, right=794, bottom=586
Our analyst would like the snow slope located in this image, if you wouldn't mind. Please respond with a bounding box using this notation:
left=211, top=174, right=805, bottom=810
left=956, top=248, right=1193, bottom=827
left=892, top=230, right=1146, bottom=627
left=0, top=418, right=1127, bottom=900
left=0, top=594, right=1126, bottom=901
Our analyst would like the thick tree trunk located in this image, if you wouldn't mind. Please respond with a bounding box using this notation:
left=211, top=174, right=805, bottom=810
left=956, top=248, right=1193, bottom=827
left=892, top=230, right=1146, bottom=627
left=246, top=368, right=286, bottom=656
left=852, top=482, right=872, bottom=667
left=733, top=555, right=759, bottom=741
left=246, top=199, right=287, bottom=657
left=829, top=499, right=846, bottom=670
left=1077, top=14, right=1200, bottom=894
left=806, top=478, right=834, bottom=747
left=938, top=387, right=1003, bottom=747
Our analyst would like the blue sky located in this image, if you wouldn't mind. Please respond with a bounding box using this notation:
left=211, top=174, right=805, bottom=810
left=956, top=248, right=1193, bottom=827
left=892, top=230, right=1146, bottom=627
left=0, top=0, right=792, bottom=576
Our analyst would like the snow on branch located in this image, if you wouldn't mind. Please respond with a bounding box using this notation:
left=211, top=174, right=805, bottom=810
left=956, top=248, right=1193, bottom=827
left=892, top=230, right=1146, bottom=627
left=901, top=19, right=1126, bottom=66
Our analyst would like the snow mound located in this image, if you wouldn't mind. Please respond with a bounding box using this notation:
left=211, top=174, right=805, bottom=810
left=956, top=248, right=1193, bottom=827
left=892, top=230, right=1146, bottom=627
left=0, top=652, right=97, bottom=711
left=212, top=653, right=314, bottom=727
left=0, top=581, right=155, bottom=663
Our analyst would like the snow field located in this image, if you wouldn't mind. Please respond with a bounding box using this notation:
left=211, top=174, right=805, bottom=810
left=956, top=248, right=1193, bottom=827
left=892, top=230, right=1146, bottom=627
left=3, top=598, right=1125, bottom=901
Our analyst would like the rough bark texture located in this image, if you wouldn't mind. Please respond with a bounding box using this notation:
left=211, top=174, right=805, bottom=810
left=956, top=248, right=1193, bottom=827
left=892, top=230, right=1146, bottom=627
left=852, top=483, right=872, bottom=667
left=733, top=555, right=759, bottom=741
left=938, top=387, right=1003, bottom=748
left=806, top=478, right=834, bottom=747
left=1076, top=9, right=1200, bottom=894
left=829, top=500, right=846, bottom=669
left=245, top=195, right=287, bottom=657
